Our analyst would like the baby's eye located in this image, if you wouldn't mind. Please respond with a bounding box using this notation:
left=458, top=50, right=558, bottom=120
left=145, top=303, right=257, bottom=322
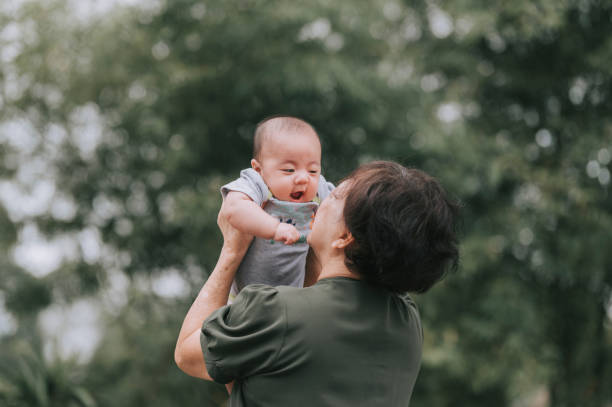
left=282, top=169, right=295, bottom=173
left=309, top=170, right=319, bottom=174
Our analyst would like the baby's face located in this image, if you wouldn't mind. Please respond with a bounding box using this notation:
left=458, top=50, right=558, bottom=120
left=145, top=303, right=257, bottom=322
left=252, top=130, right=321, bottom=203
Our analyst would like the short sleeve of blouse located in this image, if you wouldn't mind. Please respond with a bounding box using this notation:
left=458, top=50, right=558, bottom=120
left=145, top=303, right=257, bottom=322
left=200, top=285, right=286, bottom=384
left=220, top=168, right=270, bottom=205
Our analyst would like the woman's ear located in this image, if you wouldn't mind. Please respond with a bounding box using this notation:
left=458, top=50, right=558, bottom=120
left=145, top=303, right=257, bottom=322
left=331, top=231, right=354, bottom=250
left=251, top=159, right=262, bottom=173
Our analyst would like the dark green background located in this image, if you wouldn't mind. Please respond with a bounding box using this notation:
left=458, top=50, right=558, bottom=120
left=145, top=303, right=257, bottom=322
left=0, top=1, right=611, bottom=406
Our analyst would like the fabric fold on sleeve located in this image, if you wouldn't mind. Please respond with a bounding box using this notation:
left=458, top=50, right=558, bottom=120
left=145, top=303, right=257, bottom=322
left=200, top=285, right=287, bottom=384
left=220, top=168, right=269, bottom=205
left=317, top=174, right=335, bottom=202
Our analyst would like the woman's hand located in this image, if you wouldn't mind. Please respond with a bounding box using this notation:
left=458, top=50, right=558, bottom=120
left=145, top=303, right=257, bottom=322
left=218, top=200, right=254, bottom=257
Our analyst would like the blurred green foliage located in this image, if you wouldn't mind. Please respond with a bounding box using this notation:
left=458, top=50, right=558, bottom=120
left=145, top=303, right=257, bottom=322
left=0, top=0, right=611, bottom=406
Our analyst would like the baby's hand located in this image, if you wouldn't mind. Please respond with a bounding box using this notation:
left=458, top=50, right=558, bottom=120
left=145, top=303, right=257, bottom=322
left=274, top=222, right=301, bottom=245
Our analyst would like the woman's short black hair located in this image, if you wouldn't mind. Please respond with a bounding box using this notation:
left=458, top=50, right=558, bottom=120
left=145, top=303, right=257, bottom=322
left=342, top=161, right=460, bottom=293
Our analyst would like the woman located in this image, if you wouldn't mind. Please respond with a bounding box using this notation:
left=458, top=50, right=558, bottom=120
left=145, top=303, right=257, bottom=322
left=175, top=161, right=460, bottom=406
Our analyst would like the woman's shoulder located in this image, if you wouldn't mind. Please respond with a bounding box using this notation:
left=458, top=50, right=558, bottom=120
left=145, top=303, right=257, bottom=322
left=238, top=280, right=419, bottom=317
left=230, top=284, right=284, bottom=316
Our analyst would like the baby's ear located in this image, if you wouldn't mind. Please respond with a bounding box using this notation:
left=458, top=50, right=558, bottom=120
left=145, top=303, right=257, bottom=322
left=251, top=159, right=262, bottom=173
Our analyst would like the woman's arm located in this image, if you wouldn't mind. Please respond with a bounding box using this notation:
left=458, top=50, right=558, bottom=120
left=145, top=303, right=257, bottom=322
left=174, top=206, right=253, bottom=380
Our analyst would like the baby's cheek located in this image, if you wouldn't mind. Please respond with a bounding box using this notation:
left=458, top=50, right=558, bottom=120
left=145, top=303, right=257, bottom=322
left=307, top=183, right=320, bottom=201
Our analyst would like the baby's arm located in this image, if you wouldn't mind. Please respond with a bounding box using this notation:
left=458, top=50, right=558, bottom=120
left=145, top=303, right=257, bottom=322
left=223, top=191, right=300, bottom=244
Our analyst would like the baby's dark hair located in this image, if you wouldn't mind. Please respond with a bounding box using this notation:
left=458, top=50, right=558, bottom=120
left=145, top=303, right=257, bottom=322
left=342, top=161, right=460, bottom=293
left=253, top=115, right=320, bottom=160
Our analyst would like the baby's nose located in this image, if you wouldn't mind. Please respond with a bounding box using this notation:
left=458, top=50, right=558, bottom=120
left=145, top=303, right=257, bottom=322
left=294, top=171, right=308, bottom=183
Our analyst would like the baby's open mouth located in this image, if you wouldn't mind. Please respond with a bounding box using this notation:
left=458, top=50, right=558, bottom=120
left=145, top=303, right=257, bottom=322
left=290, top=191, right=304, bottom=200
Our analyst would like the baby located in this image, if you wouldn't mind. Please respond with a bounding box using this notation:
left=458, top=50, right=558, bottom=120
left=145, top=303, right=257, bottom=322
left=221, top=116, right=334, bottom=297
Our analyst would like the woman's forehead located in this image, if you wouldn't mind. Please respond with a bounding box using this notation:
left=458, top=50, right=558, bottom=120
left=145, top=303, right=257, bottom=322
left=332, top=181, right=351, bottom=197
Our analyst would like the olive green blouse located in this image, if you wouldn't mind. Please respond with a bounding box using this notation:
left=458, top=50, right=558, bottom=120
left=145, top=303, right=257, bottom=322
left=201, top=277, right=423, bottom=407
